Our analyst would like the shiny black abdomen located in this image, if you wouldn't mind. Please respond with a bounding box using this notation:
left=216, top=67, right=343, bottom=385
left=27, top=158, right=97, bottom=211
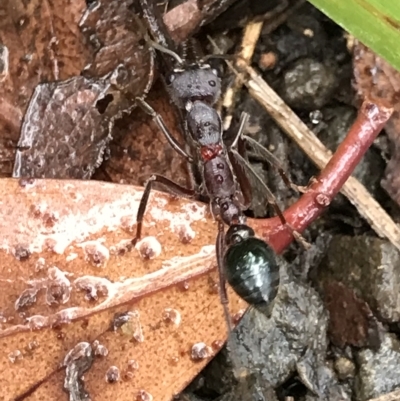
left=224, top=238, right=280, bottom=312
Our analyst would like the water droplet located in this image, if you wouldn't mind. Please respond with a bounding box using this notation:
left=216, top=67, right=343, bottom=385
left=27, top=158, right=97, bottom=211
left=105, top=366, right=120, bottom=383
left=45, top=267, right=72, bottom=305
left=15, top=288, right=38, bottom=311
left=18, top=178, right=36, bottom=188
left=110, top=311, right=131, bottom=331
left=191, top=342, right=212, bottom=361
left=180, top=281, right=190, bottom=291
left=163, top=308, right=181, bottom=326
left=27, top=340, right=39, bottom=351
left=175, top=224, right=195, bottom=244
left=211, top=340, right=224, bottom=350
left=208, top=277, right=219, bottom=295
left=137, top=390, right=153, bottom=401
left=169, top=356, right=180, bottom=366
left=8, top=349, right=23, bottom=363
left=75, top=276, right=109, bottom=302
left=35, top=257, right=46, bottom=272
left=111, top=311, right=144, bottom=342
left=232, top=309, right=246, bottom=325
left=127, top=359, right=139, bottom=370
left=13, top=245, right=31, bottom=261
left=123, top=370, right=134, bottom=380
left=135, top=236, right=162, bottom=260
left=57, top=332, right=65, bottom=340
left=309, top=110, right=323, bottom=124
left=27, top=315, right=46, bottom=330
left=79, top=241, right=110, bottom=268
left=93, top=340, right=108, bottom=357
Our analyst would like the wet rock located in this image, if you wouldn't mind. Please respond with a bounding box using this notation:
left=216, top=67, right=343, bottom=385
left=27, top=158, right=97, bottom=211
left=202, top=262, right=328, bottom=395
left=354, top=333, right=400, bottom=401
left=318, top=235, right=400, bottom=323
left=323, top=280, right=380, bottom=349
left=275, top=14, right=327, bottom=64
left=334, top=357, right=356, bottom=381
left=279, top=58, right=337, bottom=111
left=298, top=350, right=350, bottom=401
left=217, top=372, right=278, bottom=401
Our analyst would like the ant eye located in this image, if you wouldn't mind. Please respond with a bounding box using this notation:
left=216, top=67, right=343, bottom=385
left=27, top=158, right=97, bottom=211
left=165, top=73, right=175, bottom=85
left=221, top=203, right=229, bottom=211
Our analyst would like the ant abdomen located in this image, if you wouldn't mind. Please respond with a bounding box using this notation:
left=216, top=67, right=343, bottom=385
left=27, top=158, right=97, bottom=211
left=224, top=225, right=280, bottom=315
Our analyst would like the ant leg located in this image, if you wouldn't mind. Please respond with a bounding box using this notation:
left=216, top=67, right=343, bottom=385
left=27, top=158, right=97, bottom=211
left=229, top=151, right=311, bottom=248
left=135, top=97, right=194, bottom=164
left=228, top=111, right=303, bottom=193
left=216, top=221, right=233, bottom=333
left=230, top=148, right=287, bottom=225
left=230, top=112, right=250, bottom=149
left=133, top=174, right=196, bottom=245
left=242, top=134, right=306, bottom=193
left=227, top=113, right=252, bottom=210
left=216, top=220, right=245, bottom=377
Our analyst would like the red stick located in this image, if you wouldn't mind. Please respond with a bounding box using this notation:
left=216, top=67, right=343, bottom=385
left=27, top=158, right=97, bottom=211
left=260, top=100, right=393, bottom=253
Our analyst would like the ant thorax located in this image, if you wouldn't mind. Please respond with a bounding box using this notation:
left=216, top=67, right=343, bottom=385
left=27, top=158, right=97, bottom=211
left=165, top=65, right=221, bottom=109
left=186, top=101, right=222, bottom=147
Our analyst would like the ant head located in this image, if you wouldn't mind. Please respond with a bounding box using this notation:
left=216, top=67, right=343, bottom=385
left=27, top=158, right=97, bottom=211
left=165, top=65, right=221, bottom=109
left=186, top=101, right=221, bottom=146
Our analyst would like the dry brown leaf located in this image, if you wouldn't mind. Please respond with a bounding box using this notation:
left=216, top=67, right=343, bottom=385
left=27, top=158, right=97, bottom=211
left=353, top=41, right=400, bottom=205
left=2, top=0, right=155, bottom=180
left=101, top=81, right=189, bottom=187
left=0, top=0, right=91, bottom=176
left=0, top=178, right=246, bottom=401
left=80, top=0, right=155, bottom=98
left=164, top=0, right=237, bottom=43
left=13, top=77, right=114, bottom=179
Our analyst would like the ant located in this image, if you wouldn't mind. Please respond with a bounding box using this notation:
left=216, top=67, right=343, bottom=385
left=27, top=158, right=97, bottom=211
left=133, top=0, right=298, bottom=328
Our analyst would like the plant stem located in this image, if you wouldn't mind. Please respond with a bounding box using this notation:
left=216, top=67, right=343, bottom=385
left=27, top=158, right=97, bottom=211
left=257, top=100, right=393, bottom=253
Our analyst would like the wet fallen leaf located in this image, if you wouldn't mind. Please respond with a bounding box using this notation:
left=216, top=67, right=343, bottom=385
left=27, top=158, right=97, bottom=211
left=353, top=41, right=400, bottom=205
left=0, top=178, right=246, bottom=401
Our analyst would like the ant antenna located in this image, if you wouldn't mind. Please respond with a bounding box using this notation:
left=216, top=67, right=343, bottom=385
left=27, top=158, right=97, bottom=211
left=201, top=53, right=238, bottom=63
left=132, top=12, right=185, bottom=66
left=148, top=39, right=184, bottom=66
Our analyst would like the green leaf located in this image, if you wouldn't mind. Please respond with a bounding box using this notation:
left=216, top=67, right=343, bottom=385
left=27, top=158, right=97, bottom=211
left=308, top=0, right=400, bottom=71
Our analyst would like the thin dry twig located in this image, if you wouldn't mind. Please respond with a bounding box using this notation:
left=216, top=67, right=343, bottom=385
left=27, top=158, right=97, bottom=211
left=368, top=390, right=400, bottom=401
left=221, top=20, right=263, bottom=130
left=260, top=0, right=305, bottom=35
